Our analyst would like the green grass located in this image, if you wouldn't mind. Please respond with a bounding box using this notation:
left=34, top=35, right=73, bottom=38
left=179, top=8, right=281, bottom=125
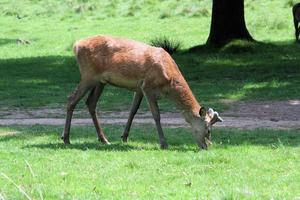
left=0, top=0, right=299, bottom=112
left=1, top=2, right=300, bottom=198
left=1, top=2, right=299, bottom=198
left=0, top=125, right=300, bottom=199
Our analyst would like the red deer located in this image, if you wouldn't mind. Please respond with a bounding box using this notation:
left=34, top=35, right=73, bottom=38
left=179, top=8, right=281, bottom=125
left=293, top=3, right=300, bottom=41
left=61, top=35, right=223, bottom=150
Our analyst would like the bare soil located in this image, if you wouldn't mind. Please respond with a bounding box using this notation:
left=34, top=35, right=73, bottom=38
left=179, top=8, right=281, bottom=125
left=0, top=100, right=299, bottom=130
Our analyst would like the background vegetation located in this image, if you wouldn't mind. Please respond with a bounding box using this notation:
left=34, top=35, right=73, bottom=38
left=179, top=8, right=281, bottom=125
left=0, top=0, right=299, bottom=111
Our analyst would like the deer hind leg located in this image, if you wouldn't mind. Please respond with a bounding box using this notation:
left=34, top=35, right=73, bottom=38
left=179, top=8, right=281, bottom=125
left=85, top=83, right=110, bottom=144
left=121, top=91, right=143, bottom=142
left=142, top=89, right=168, bottom=149
left=62, top=81, right=92, bottom=144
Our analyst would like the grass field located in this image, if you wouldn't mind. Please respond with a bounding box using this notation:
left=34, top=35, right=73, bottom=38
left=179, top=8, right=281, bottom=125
left=0, top=125, right=300, bottom=199
left=0, top=0, right=299, bottom=112
left=1, top=1, right=300, bottom=199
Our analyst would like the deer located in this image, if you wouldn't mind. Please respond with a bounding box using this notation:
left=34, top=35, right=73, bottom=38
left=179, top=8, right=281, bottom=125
left=293, top=3, right=300, bottom=41
left=61, top=35, right=223, bottom=150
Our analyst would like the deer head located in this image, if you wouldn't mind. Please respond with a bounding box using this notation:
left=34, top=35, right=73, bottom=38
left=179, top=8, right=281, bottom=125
left=191, top=107, right=223, bottom=150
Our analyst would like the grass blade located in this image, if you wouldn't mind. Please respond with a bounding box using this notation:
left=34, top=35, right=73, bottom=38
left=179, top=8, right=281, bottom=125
left=0, top=172, right=32, bottom=200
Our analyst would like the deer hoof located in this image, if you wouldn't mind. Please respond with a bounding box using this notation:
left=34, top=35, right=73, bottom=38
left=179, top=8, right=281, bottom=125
left=121, top=135, right=128, bottom=142
left=99, top=138, right=111, bottom=145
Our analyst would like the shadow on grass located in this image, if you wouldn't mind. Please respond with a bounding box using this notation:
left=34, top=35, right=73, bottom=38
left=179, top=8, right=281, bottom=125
left=0, top=40, right=299, bottom=111
left=189, top=40, right=299, bottom=54
left=0, top=55, right=134, bottom=109
left=1, top=126, right=300, bottom=152
left=0, top=125, right=197, bottom=152
left=25, top=142, right=141, bottom=152
left=175, top=40, right=300, bottom=108
left=0, top=38, right=18, bottom=46
left=0, top=55, right=78, bottom=108
left=22, top=142, right=197, bottom=152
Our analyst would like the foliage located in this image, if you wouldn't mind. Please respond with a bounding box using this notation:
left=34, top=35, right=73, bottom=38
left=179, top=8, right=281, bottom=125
left=0, top=0, right=212, bottom=20
left=150, top=36, right=182, bottom=55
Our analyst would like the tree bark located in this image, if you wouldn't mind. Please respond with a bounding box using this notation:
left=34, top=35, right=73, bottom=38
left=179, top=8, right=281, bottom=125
left=206, top=0, right=253, bottom=47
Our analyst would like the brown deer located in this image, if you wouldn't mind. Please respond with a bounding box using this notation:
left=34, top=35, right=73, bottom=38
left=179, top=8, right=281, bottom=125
left=61, top=35, right=223, bottom=150
left=293, top=3, right=300, bottom=41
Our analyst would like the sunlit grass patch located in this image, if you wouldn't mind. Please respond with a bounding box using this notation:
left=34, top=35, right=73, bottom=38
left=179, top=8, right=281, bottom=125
left=0, top=127, right=21, bottom=136
left=220, top=40, right=256, bottom=53
left=0, top=125, right=300, bottom=199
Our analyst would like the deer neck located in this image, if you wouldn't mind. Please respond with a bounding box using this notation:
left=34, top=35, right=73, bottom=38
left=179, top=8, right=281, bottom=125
left=165, top=78, right=201, bottom=124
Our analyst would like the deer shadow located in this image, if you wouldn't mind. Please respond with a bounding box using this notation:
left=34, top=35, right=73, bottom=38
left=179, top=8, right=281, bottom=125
left=1, top=126, right=300, bottom=152
left=171, top=40, right=300, bottom=110
left=0, top=38, right=18, bottom=46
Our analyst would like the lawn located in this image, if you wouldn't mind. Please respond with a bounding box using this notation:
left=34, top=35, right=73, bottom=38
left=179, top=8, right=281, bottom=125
left=0, top=125, right=300, bottom=199
left=1, top=1, right=300, bottom=199
left=0, top=0, right=299, bottom=112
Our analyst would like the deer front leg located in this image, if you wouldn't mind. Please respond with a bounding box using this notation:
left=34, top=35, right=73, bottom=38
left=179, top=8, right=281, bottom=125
left=62, top=82, right=91, bottom=144
left=121, top=91, right=143, bottom=142
left=86, top=84, right=110, bottom=144
left=142, top=90, right=168, bottom=149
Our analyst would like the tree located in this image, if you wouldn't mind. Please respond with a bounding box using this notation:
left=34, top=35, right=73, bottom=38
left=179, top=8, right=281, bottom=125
left=206, top=0, right=254, bottom=47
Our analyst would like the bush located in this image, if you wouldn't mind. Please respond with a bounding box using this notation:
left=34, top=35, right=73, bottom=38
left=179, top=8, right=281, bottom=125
left=150, top=36, right=181, bottom=55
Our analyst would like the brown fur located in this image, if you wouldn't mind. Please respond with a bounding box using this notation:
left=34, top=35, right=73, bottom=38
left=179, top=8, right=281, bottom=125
left=62, top=35, right=222, bottom=149
left=74, top=35, right=200, bottom=114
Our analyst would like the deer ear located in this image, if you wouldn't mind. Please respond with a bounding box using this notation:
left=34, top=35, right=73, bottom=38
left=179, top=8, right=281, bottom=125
left=207, top=108, right=215, bottom=118
left=199, top=107, right=206, bottom=117
left=209, top=111, right=224, bottom=125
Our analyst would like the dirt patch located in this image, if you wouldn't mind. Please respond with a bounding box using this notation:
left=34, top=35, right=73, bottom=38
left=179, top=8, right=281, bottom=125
left=0, top=100, right=299, bottom=129
left=223, top=100, right=300, bottom=121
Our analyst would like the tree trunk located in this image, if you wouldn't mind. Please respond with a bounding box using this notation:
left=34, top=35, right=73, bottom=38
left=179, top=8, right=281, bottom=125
left=206, top=0, right=253, bottom=47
